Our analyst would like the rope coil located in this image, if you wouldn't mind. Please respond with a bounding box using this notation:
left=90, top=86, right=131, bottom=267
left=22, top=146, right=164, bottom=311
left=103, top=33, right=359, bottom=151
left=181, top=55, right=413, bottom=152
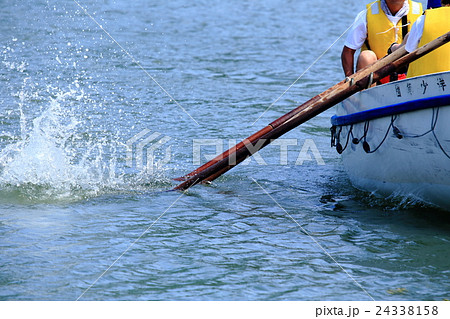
left=331, top=107, right=450, bottom=159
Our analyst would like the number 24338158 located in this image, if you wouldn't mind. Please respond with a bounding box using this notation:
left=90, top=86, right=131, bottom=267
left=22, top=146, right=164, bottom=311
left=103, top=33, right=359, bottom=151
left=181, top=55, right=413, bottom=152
left=376, top=305, right=438, bottom=316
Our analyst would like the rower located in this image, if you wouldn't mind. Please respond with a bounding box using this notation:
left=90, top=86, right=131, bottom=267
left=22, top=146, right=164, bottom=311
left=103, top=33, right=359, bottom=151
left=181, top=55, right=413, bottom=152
left=405, top=0, right=450, bottom=77
left=341, top=0, right=423, bottom=83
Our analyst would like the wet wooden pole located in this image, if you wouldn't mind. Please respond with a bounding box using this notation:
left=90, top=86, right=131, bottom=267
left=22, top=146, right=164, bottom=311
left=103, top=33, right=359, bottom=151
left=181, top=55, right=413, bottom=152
left=174, top=31, right=450, bottom=191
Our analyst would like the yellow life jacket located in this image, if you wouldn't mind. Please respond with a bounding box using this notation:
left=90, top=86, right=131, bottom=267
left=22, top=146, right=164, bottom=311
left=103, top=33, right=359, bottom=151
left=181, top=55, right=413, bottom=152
left=407, top=7, right=450, bottom=78
left=362, top=0, right=423, bottom=59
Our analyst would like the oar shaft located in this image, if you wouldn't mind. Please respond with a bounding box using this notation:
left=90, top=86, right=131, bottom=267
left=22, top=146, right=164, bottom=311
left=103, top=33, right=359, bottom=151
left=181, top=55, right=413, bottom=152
left=174, top=31, right=450, bottom=191
left=174, top=84, right=360, bottom=190
left=175, top=48, right=408, bottom=183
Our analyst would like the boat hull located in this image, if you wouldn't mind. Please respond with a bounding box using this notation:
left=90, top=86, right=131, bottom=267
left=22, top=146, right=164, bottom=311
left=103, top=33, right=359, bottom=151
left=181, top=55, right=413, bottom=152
left=332, top=72, right=450, bottom=209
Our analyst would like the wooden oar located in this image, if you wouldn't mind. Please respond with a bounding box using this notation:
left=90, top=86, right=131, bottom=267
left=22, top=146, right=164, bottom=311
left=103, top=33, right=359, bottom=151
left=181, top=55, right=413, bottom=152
left=174, top=31, right=450, bottom=191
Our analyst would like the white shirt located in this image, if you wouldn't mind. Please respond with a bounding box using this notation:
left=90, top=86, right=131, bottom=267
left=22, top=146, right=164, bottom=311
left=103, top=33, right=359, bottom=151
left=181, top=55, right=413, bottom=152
left=344, top=0, right=410, bottom=50
left=405, top=14, right=425, bottom=52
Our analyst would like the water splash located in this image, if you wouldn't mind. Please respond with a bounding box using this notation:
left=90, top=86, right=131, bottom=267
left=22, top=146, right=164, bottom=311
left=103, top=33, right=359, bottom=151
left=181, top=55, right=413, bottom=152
left=0, top=86, right=127, bottom=202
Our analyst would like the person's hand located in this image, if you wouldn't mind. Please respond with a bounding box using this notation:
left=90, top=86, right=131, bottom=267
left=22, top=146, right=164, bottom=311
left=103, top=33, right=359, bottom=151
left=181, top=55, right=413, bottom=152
left=387, top=42, right=400, bottom=54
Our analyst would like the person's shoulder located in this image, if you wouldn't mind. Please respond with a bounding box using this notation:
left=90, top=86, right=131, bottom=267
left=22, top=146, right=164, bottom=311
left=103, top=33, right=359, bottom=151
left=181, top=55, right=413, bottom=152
left=365, top=0, right=382, bottom=16
left=354, top=9, right=367, bottom=22
left=366, top=0, right=379, bottom=9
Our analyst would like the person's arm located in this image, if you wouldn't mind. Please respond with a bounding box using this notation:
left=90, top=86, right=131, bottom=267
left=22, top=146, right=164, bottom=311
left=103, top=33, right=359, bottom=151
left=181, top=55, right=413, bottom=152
left=405, top=15, right=425, bottom=53
left=341, top=46, right=356, bottom=77
left=341, top=9, right=367, bottom=76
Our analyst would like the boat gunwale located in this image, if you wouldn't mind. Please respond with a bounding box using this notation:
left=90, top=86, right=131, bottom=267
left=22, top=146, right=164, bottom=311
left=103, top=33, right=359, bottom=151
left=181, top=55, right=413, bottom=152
left=331, top=94, right=450, bottom=126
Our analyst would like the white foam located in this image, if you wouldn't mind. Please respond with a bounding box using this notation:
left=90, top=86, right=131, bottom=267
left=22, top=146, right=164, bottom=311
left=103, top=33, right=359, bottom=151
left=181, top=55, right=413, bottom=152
left=0, top=88, right=123, bottom=201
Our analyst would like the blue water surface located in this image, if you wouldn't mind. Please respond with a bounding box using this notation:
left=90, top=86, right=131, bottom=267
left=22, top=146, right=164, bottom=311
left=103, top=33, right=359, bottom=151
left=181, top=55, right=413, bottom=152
left=1, top=0, right=449, bottom=301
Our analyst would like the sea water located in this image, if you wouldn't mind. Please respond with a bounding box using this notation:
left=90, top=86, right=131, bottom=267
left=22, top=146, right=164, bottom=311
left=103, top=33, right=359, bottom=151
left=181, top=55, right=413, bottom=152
left=1, top=0, right=449, bottom=300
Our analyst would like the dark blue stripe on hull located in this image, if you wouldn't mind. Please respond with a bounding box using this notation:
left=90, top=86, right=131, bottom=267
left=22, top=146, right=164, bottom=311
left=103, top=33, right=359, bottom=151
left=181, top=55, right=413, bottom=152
left=331, top=94, right=450, bottom=126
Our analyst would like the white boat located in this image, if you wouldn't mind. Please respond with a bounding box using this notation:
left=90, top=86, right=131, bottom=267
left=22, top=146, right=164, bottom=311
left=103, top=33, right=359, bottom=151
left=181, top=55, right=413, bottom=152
left=331, top=71, right=450, bottom=209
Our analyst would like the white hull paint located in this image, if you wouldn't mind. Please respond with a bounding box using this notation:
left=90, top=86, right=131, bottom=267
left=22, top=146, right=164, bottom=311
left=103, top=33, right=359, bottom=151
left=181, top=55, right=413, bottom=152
left=333, top=72, right=450, bottom=209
